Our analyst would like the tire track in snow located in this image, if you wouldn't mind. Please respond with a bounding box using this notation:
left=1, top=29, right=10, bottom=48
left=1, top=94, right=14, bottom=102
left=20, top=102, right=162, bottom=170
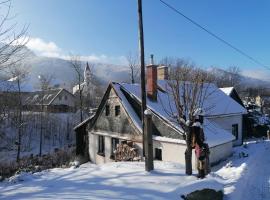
left=227, top=142, right=270, bottom=200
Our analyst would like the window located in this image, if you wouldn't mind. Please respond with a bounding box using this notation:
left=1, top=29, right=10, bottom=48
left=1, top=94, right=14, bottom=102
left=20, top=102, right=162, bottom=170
left=111, top=138, right=119, bottom=158
left=105, top=105, right=110, bottom=116
left=232, top=124, right=238, bottom=140
left=155, top=148, right=162, bottom=160
left=98, top=135, right=105, bottom=156
left=64, top=95, right=67, bottom=100
left=115, top=105, right=120, bottom=116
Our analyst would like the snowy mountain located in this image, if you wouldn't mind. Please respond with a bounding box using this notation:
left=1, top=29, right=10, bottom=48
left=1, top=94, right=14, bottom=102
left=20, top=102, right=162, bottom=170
left=209, top=67, right=270, bottom=88
left=0, top=47, right=130, bottom=92
left=1, top=46, right=269, bottom=92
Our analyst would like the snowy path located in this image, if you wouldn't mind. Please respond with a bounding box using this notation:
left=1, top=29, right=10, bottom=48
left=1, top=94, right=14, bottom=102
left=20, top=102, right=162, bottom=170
left=1, top=140, right=270, bottom=200
left=225, top=141, right=270, bottom=200
left=0, top=162, right=222, bottom=200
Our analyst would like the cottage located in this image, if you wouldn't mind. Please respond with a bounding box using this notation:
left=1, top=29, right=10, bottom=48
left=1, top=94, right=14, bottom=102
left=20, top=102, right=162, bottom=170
left=75, top=64, right=246, bottom=167
left=22, top=88, right=76, bottom=112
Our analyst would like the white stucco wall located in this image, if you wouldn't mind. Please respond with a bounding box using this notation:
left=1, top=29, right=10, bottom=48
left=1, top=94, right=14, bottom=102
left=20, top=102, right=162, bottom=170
left=207, top=114, right=243, bottom=146
left=89, top=131, right=143, bottom=164
left=51, top=90, right=75, bottom=107
left=153, top=140, right=190, bottom=165
left=89, top=130, right=233, bottom=167
left=153, top=140, right=232, bottom=169
left=209, top=142, right=232, bottom=164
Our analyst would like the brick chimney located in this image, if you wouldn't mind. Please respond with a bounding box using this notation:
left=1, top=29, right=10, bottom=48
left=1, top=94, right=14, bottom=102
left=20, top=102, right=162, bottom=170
left=147, top=55, right=157, bottom=100
left=157, top=65, right=168, bottom=80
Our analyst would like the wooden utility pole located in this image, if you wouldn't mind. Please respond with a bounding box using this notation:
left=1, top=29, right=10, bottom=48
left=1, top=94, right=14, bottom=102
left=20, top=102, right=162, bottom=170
left=138, top=0, right=153, bottom=171
left=145, top=110, right=154, bottom=171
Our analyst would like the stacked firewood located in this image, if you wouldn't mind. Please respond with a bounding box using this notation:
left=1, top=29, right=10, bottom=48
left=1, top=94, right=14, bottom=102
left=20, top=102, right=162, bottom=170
left=114, top=141, right=140, bottom=162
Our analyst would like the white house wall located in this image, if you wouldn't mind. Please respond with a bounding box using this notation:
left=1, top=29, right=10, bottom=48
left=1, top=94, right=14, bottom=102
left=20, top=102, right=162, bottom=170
left=89, top=131, right=143, bottom=164
left=51, top=90, right=75, bottom=107
left=153, top=140, right=189, bottom=165
left=153, top=140, right=232, bottom=169
left=89, top=132, right=233, bottom=167
left=209, top=141, right=232, bottom=164
left=207, top=115, right=243, bottom=146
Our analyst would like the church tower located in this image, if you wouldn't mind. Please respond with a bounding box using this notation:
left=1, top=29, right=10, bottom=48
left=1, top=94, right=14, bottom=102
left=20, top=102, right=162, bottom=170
left=84, top=62, right=91, bottom=87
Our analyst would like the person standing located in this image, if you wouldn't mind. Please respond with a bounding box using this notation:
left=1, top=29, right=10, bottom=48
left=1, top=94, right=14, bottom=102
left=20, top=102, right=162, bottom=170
left=192, top=114, right=210, bottom=178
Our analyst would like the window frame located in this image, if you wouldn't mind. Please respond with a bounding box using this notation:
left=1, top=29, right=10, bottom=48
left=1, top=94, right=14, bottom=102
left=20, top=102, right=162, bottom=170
left=232, top=124, right=239, bottom=140
left=97, top=135, right=105, bottom=156
left=154, top=148, right=162, bottom=161
left=111, top=138, right=119, bottom=159
left=105, top=105, right=110, bottom=116
left=115, top=105, right=120, bottom=116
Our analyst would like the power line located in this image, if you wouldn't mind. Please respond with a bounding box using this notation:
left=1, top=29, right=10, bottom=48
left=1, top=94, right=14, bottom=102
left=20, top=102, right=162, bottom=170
left=159, top=0, right=270, bottom=71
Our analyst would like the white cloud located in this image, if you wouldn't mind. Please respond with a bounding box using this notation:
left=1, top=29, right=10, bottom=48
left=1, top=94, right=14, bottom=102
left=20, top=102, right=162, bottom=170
left=25, top=37, right=62, bottom=57
left=23, top=37, right=127, bottom=65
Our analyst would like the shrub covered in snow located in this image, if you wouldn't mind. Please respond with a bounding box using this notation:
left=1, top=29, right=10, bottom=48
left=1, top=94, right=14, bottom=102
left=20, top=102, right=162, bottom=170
left=0, top=147, right=75, bottom=180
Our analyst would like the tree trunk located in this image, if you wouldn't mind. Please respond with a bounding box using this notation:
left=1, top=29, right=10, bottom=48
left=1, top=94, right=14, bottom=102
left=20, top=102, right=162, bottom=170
left=185, top=126, right=192, bottom=175
left=131, top=68, right=135, bottom=84
left=16, top=79, right=22, bottom=162
left=16, top=128, right=21, bottom=162
left=78, top=76, right=83, bottom=122
left=39, top=91, right=44, bottom=157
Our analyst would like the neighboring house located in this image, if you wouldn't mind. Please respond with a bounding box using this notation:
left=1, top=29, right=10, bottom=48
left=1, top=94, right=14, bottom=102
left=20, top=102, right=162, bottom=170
left=22, top=88, right=76, bottom=112
left=75, top=64, right=246, bottom=167
left=220, top=87, right=248, bottom=140
left=220, top=87, right=245, bottom=108
left=255, top=95, right=270, bottom=114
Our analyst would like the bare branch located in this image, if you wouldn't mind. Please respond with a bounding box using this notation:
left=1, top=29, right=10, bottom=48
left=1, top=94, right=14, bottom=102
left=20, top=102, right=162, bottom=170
left=126, top=51, right=139, bottom=84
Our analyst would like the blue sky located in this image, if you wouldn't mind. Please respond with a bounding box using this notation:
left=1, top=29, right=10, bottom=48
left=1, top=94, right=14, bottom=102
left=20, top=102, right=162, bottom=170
left=10, top=0, right=270, bottom=80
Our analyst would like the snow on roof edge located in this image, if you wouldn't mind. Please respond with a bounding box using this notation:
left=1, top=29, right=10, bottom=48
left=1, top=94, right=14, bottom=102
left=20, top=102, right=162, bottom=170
left=220, top=87, right=234, bottom=96
left=112, top=83, right=143, bottom=133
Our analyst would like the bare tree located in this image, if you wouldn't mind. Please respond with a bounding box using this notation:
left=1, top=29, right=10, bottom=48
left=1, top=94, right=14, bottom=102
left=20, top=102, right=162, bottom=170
left=38, top=73, right=53, bottom=157
left=126, top=52, right=139, bottom=84
left=227, top=66, right=241, bottom=87
left=211, top=66, right=241, bottom=89
left=38, top=74, right=54, bottom=91
left=0, top=0, right=28, bottom=70
left=8, top=64, right=29, bottom=162
left=161, top=58, right=213, bottom=175
left=69, top=56, right=84, bottom=122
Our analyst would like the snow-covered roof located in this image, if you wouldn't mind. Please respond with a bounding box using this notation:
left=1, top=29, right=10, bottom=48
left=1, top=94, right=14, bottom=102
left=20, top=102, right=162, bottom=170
left=220, top=87, right=234, bottom=96
left=152, top=119, right=234, bottom=148
left=0, top=79, right=36, bottom=92
left=110, top=81, right=236, bottom=147
left=0, top=80, right=16, bottom=92
left=121, top=81, right=246, bottom=117
left=112, top=83, right=142, bottom=133
left=203, top=118, right=235, bottom=147
left=22, top=88, right=73, bottom=106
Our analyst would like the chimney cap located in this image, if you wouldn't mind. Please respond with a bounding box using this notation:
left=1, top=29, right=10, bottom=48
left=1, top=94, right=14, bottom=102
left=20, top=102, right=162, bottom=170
left=150, top=54, right=154, bottom=65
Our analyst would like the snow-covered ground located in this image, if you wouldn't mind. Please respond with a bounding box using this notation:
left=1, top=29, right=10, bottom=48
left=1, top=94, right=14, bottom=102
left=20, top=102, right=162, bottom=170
left=0, top=112, right=78, bottom=163
left=0, top=140, right=269, bottom=200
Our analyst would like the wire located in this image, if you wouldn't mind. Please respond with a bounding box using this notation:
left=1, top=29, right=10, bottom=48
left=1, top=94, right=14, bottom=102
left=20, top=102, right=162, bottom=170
left=159, top=0, right=270, bottom=71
